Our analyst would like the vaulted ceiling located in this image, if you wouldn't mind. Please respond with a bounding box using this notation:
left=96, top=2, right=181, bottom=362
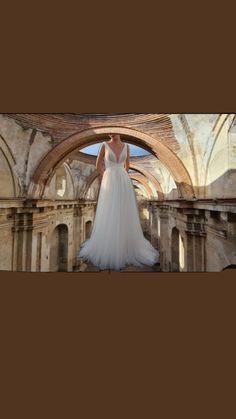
left=5, top=113, right=180, bottom=151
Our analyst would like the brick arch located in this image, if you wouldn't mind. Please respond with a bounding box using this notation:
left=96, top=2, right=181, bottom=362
left=129, top=163, right=164, bottom=200
left=129, top=173, right=153, bottom=199
left=28, top=126, right=194, bottom=199
left=80, top=170, right=99, bottom=199
left=133, top=183, right=149, bottom=198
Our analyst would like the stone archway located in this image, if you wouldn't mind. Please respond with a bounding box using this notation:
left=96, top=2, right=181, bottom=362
left=80, top=170, right=100, bottom=199
left=133, top=184, right=149, bottom=199
left=28, top=126, right=194, bottom=199
left=222, top=264, right=236, bottom=270
left=129, top=174, right=153, bottom=198
left=49, top=224, right=68, bottom=272
left=129, top=163, right=164, bottom=200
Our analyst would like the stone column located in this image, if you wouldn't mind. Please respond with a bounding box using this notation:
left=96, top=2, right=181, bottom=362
left=149, top=202, right=159, bottom=248
left=12, top=212, right=34, bottom=271
left=12, top=226, right=19, bottom=271
left=73, top=205, right=82, bottom=269
left=186, top=226, right=206, bottom=272
left=31, top=232, right=42, bottom=272
left=158, top=205, right=170, bottom=272
left=186, top=232, right=194, bottom=271
left=194, top=234, right=205, bottom=271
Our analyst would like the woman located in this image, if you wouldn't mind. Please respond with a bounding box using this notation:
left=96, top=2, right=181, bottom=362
left=79, top=134, right=159, bottom=271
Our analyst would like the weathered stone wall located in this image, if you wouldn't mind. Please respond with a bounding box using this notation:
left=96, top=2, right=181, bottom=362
left=0, top=201, right=95, bottom=272
left=0, top=207, right=14, bottom=270
left=0, top=115, right=53, bottom=196
left=155, top=201, right=236, bottom=272
left=170, top=114, right=236, bottom=199
left=0, top=149, right=15, bottom=197
left=44, top=164, right=75, bottom=200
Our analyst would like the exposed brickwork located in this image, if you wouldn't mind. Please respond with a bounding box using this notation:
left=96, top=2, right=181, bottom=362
left=6, top=113, right=180, bottom=152
left=129, top=173, right=153, bottom=199
left=28, top=126, right=194, bottom=199
left=130, top=163, right=164, bottom=200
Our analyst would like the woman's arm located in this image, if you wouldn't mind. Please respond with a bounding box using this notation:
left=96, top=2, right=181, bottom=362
left=124, top=144, right=130, bottom=172
left=96, top=143, right=105, bottom=176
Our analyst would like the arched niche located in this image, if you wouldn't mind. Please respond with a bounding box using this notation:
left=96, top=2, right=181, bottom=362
left=49, top=224, right=68, bottom=271
left=0, top=135, right=20, bottom=197
left=85, top=220, right=92, bottom=239
left=44, top=163, right=75, bottom=200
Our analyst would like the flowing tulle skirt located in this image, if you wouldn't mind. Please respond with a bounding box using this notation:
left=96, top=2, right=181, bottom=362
left=79, top=166, right=159, bottom=271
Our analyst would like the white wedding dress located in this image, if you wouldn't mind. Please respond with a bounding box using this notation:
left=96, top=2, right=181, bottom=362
left=78, top=141, right=159, bottom=271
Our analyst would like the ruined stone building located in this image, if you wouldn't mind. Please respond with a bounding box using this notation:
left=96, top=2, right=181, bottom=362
left=0, top=113, right=235, bottom=272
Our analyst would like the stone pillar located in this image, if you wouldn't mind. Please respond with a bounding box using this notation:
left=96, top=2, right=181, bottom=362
left=31, top=232, right=42, bottom=272
left=149, top=205, right=153, bottom=238
left=184, top=210, right=206, bottom=272
left=186, top=229, right=206, bottom=272
left=73, top=205, right=82, bottom=269
left=152, top=204, right=159, bottom=248
left=12, top=212, right=34, bottom=272
left=158, top=205, right=170, bottom=272
left=194, top=235, right=204, bottom=271
left=40, top=233, right=49, bottom=272
left=186, top=232, right=194, bottom=271
left=12, top=227, right=19, bottom=271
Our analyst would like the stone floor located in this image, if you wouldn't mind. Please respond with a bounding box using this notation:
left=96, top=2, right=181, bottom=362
left=75, top=260, right=161, bottom=273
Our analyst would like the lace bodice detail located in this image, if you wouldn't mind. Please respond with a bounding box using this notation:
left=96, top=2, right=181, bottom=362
left=102, top=141, right=127, bottom=169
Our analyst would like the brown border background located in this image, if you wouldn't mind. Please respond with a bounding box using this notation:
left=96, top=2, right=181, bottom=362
left=1, top=27, right=236, bottom=417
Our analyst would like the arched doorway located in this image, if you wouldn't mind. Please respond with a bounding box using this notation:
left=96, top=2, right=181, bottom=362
left=171, top=227, right=180, bottom=272
left=222, top=264, right=236, bottom=270
left=85, top=220, right=92, bottom=239
left=50, top=224, right=68, bottom=271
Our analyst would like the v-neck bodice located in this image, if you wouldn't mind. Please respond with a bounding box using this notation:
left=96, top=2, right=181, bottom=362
left=103, top=141, right=127, bottom=169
